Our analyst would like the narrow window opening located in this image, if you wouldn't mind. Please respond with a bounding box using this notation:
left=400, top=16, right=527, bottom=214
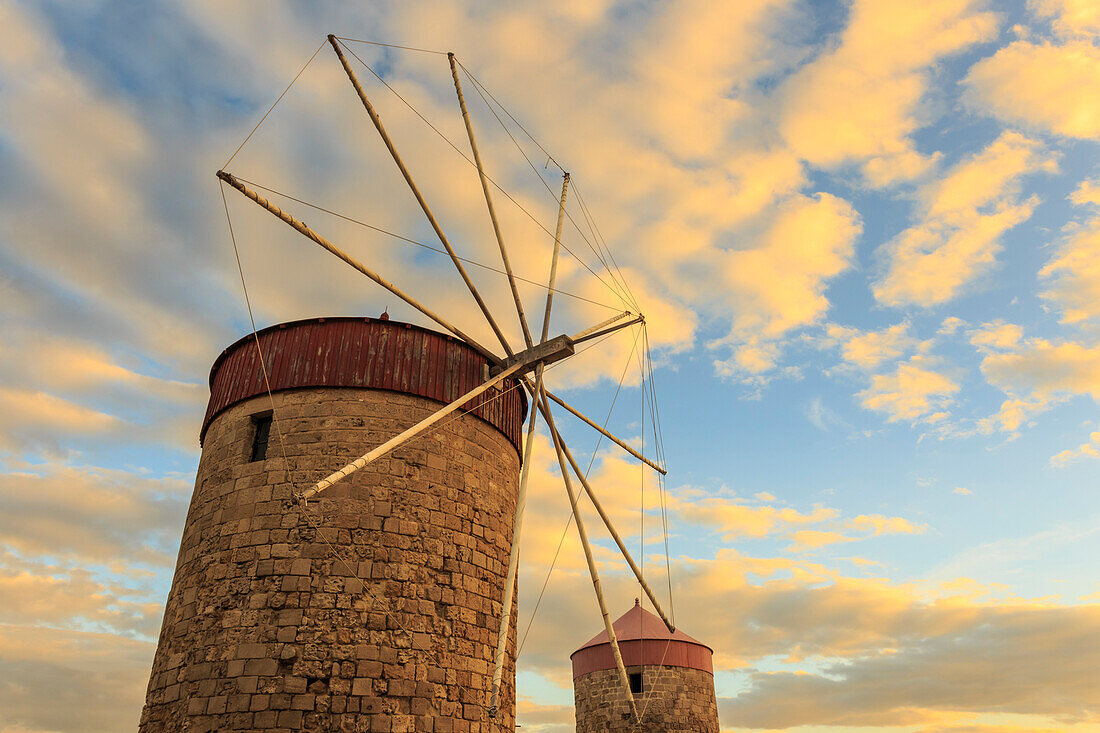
left=629, top=672, right=643, bottom=694
left=250, top=414, right=272, bottom=462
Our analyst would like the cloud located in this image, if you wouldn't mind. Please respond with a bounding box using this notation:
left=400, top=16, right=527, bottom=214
left=846, top=514, right=923, bottom=537
left=981, top=339, right=1100, bottom=401
left=0, top=624, right=153, bottom=733
left=970, top=321, right=1024, bottom=352
left=0, top=551, right=162, bottom=637
left=676, top=499, right=840, bottom=543
left=1029, top=0, right=1100, bottom=39
left=954, top=486, right=973, bottom=495
left=516, top=696, right=574, bottom=733
left=939, top=316, right=967, bottom=336
left=977, top=395, right=1053, bottom=435
left=858, top=356, right=960, bottom=423
left=1069, top=178, right=1100, bottom=206
left=720, top=599, right=1100, bottom=728
left=1040, top=214, right=1100, bottom=326
left=975, top=338, right=1100, bottom=435
left=825, top=322, right=919, bottom=370
left=511, top=547, right=1100, bottom=731
left=0, top=388, right=122, bottom=454
left=964, top=40, right=1100, bottom=139
left=805, top=397, right=845, bottom=431
left=874, top=133, right=1056, bottom=307
left=0, top=1, right=232, bottom=377
left=715, top=193, right=862, bottom=377
left=1050, top=430, right=1100, bottom=466
left=0, top=463, right=189, bottom=566
left=778, top=0, right=998, bottom=185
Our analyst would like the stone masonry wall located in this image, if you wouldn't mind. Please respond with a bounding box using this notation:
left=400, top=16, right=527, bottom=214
left=574, top=665, right=720, bottom=732
left=140, top=387, right=521, bottom=732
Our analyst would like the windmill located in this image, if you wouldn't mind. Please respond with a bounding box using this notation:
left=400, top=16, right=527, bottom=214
left=146, top=33, right=679, bottom=731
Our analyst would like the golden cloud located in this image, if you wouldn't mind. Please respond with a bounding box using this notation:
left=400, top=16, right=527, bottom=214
left=826, top=322, right=919, bottom=370
left=1040, top=214, right=1100, bottom=325
left=874, top=132, right=1056, bottom=307
left=858, top=356, right=960, bottom=423
left=779, top=0, right=997, bottom=185
left=970, top=321, right=1025, bottom=352
left=0, top=624, right=153, bottom=733
left=1050, top=429, right=1100, bottom=466
left=982, top=339, right=1100, bottom=401
left=1029, top=0, right=1100, bottom=39
left=965, top=39, right=1100, bottom=139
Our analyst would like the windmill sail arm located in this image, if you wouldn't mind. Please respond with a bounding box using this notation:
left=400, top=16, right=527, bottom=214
left=216, top=170, right=500, bottom=363
left=536, top=384, right=667, bottom=475
left=327, top=35, right=516, bottom=359
left=542, top=391, right=639, bottom=721
left=536, top=390, right=676, bottom=633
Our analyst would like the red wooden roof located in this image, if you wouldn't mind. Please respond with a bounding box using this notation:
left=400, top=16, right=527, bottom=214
left=570, top=601, right=714, bottom=677
left=201, top=317, right=526, bottom=452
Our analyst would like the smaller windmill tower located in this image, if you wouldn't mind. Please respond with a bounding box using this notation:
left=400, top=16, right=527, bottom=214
left=571, top=600, right=720, bottom=732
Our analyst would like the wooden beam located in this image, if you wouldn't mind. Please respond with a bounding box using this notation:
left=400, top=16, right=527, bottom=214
left=570, top=311, right=632, bottom=342
left=572, top=313, right=644, bottom=345
left=216, top=170, right=500, bottom=363
left=535, top=389, right=675, bottom=633
left=448, top=53, right=534, bottom=350
left=488, top=363, right=543, bottom=717
left=543, top=399, right=639, bottom=721
left=297, top=360, right=526, bottom=502
left=541, top=173, right=570, bottom=343
left=494, top=334, right=574, bottom=375
left=541, top=387, right=666, bottom=475
left=328, top=35, right=515, bottom=358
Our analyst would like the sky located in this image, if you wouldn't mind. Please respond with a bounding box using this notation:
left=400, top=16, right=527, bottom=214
left=0, top=0, right=1098, bottom=731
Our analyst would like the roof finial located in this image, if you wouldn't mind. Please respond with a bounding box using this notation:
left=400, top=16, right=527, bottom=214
left=379, top=308, right=389, bottom=321
left=634, top=597, right=640, bottom=607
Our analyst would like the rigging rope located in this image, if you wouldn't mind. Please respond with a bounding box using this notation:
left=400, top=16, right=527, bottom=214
left=231, top=176, right=620, bottom=312
left=217, top=35, right=678, bottom=722
left=573, top=181, right=639, bottom=313
left=573, top=180, right=642, bottom=312
left=335, top=40, right=631, bottom=311
left=456, top=61, right=638, bottom=312
left=223, top=39, right=327, bottom=170
left=334, top=37, right=448, bottom=55
left=516, top=324, right=642, bottom=658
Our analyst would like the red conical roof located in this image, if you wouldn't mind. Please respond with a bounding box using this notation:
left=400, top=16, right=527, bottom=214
left=570, top=600, right=714, bottom=677
left=574, top=599, right=711, bottom=653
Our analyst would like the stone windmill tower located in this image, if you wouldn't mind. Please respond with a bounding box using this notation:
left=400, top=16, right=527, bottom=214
left=141, top=33, right=675, bottom=732
left=140, top=317, right=530, bottom=731
left=571, top=600, right=720, bottom=732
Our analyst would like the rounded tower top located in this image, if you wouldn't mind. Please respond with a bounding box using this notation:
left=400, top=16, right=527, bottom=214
left=200, top=316, right=527, bottom=451
left=570, top=601, right=713, bottom=678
